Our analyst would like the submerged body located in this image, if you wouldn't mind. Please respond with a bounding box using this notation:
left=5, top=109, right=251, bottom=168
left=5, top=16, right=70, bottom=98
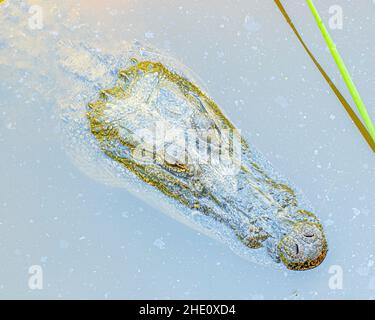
left=87, top=59, right=327, bottom=270
left=1, top=1, right=327, bottom=270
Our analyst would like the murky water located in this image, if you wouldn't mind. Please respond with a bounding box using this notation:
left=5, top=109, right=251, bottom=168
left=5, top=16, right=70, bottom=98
left=0, top=0, right=374, bottom=299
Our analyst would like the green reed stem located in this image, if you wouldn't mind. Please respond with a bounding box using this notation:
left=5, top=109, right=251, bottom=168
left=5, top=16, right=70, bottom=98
left=306, top=0, right=375, bottom=142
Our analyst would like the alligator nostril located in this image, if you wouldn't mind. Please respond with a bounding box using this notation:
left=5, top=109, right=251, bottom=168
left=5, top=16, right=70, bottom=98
left=302, top=231, right=317, bottom=244
left=279, top=222, right=328, bottom=271
left=295, top=243, right=299, bottom=255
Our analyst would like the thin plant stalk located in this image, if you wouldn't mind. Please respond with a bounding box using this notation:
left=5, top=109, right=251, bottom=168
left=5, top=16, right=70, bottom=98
left=306, top=0, right=375, bottom=142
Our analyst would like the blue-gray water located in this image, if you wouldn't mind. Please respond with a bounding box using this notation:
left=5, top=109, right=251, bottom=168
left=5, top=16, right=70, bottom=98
left=0, top=0, right=374, bottom=299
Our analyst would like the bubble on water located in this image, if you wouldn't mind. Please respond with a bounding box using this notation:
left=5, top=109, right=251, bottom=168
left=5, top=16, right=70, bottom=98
left=153, top=238, right=166, bottom=250
left=243, top=15, right=261, bottom=33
